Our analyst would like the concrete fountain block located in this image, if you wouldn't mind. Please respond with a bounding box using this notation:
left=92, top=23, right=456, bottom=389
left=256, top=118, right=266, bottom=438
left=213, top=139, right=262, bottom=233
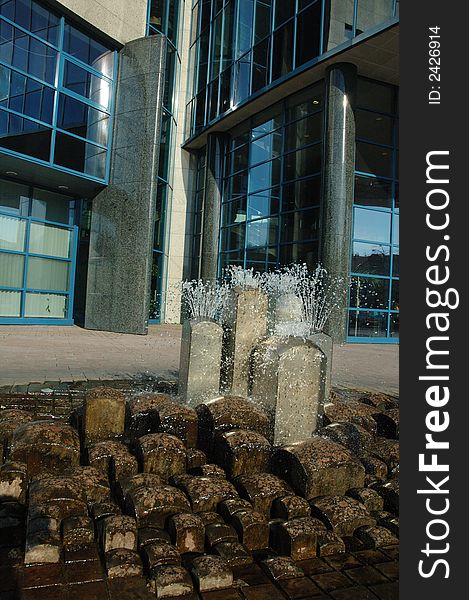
left=142, top=541, right=181, bottom=573
left=310, top=496, right=375, bottom=537
left=196, top=395, right=270, bottom=455
left=231, top=509, right=269, bottom=551
left=271, top=517, right=326, bottom=560
left=150, top=565, right=194, bottom=598
left=179, top=319, right=223, bottom=405
left=88, top=440, right=138, bottom=482
left=128, top=392, right=171, bottom=438
left=62, top=515, right=95, bottom=548
left=137, top=433, right=187, bottom=481
left=191, top=554, right=233, bottom=592
left=273, top=437, right=365, bottom=500
left=173, top=475, right=238, bottom=513
left=0, top=410, right=34, bottom=458
left=72, top=466, right=111, bottom=504
left=126, top=485, right=191, bottom=528
left=234, top=473, right=292, bottom=516
left=250, top=336, right=326, bottom=445
left=105, top=547, right=143, bottom=578
left=222, top=287, right=268, bottom=397
left=0, top=461, right=28, bottom=503
left=10, top=421, right=80, bottom=477
left=271, top=495, right=311, bottom=521
left=102, top=515, right=138, bottom=552
left=308, top=332, right=333, bottom=402
left=25, top=528, right=61, bottom=564
left=213, top=429, right=271, bottom=479
left=167, top=512, right=205, bottom=554
left=83, top=386, right=126, bottom=446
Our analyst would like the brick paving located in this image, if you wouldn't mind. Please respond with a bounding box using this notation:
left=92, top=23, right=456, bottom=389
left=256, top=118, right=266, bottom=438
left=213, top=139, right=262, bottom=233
left=0, top=325, right=398, bottom=395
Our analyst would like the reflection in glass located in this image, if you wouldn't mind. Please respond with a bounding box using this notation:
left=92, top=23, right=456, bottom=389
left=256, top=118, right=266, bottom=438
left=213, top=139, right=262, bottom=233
left=31, top=189, right=72, bottom=224
left=0, top=180, right=29, bottom=215
left=282, top=176, right=321, bottom=211
left=246, top=217, right=278, bottom=248
left=0, top=215, right=26, bottom=251
left=356, top=141, right=393, bottom=178
left=295, top=2, right=320, bottom=67
left=29, top=222, right=71, bottom=258
left=348, top=310, right=388, bottom=338
left=284, top=144, right=321, bottom=180
left=247, top=188, right=279, bottom=221
left=250, top=131, right=282, bottom=165
left=354, top=176, right=392, bottom=209
left=280, top=242, right=318, bottom=270
left=272, top=21, right=293, bottom=80
left=249, top=159, right=281, bottom=193
left=281, top=208, right=320, bottom=243
left=354, top=207, right=391, bottom=243
left=356, top=109, right=393, bottom=146
left=350, top=276, right=389, bottom=309
left=351, top=242, right=390, bottom=276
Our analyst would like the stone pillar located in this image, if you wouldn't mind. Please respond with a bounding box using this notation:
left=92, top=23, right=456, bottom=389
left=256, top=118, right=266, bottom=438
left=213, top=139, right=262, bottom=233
left=200, top=133, right=227, bottom=281
left=221, top=287, right=268, bottom=396
left=321, top=63, right=357, bottom=343
left=308, top=332, right=333, bottom=404
left=85, top=36, right=166, bottom=334
left=179, top=319, right=224, bottom=405
left=250, top=337, right=326, bottom=446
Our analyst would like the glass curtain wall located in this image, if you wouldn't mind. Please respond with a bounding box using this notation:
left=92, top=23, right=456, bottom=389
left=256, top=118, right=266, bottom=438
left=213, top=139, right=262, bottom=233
left=190, top=152, right=206, bottom=279
left=0, top=177, right=77, bottom=322
left=348, top=78, right=399, bottom=342
left=218, top=82, right=323, bottom=274
left=147, top=1, right=182, bottom=321
left=0, top=0, right=116, bottom=181
left=186, top=0, right=397, bottom=138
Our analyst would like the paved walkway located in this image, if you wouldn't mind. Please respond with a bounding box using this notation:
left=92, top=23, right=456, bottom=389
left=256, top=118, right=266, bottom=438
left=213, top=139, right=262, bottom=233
left=0, top=325, right=399, bottom=395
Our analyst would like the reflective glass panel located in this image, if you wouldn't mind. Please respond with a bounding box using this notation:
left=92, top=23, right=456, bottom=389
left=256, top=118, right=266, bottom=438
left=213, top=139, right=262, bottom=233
left=353, top=207, right=391, bottom=243
left=348, top=310, right=388, bottom=338
left=27, top=256, right=69, bottom=291
left=24, top=291, right=67, bottom=317
left=356, top=109, right=394, bottom=146
left=0, top=214, right=26, bottom=251
left=29, top=222, right=71, bottom=258
left=350, top=276, right=389, bottom=309
left=0, top=289, right=21, bottom=316
left=63, top=24, right=113, bottom=75
left=356, top=142, right=393, bottom=178
left=0, top=251, right=24, bottom=287
left=354, top=176, right=392, bottom=209
left=0, top=180, right=29, bottom=215
left=31, top=189, right=71, bottom=224
left=351, top=242, right=391, bottom=276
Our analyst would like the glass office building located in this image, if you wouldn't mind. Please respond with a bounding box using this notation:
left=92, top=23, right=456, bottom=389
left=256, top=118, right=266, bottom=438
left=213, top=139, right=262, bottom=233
left=0, top=0, right=399, bottom=342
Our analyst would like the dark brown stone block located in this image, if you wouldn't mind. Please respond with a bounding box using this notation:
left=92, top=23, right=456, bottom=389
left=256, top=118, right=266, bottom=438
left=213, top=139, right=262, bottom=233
left=88, top=441, right=138, bottom=483
left=321, top=423, right=374, bottom=458
left=373, top=409, right=399, bottom=439
left=0, top=409, right=34, bottom=459
left=271, top=495, right=310, bottom=521
left=137, top=527, right=171, bottom=548
left=62, top=515, right=95, bottom=548
left=190, top=463, right=226, bottom=478
left=83, top=387, right=126, bottom=446
left=206, top=522, right=238, bottom=547
left=234, top=473, right=292, bottom=516
left=116, top=473, right=163, bottom=505
left=64, top=560, right=105, bottom=584
left=370, top=581, right=399, bottom=600
left=323, top=400, right=378, bottom=434
left=155, top=399, right=198, bottom=448
left=142, top=541, right=180, bottom=573
left=167, top=512, right=205, bottom=554
left=20, top=584, right=68, bottom=600
left=213, top=430, right=271, bottom=479
left=197, top=511, right=224, bottom=526
left=137, top=433, right=186, bottom=481
left=72, top=466, right=111, bottom=504
left=323, top=552, right=363, bottom=570
left=105, top=548, right=143, bottom=579
left=218, top=498, right=252, bottom=522
left=272, top=517, right=325, bottom=561
left=316, top=530, right=345, bottom=556
left=346, top=488, right=384, bottom=513
left=63, top=545, right=100, bottom=563
left=107, top=576, right=155, bottom=600
left=102, top=516, right=137, bottom=552
left=21, top=563, right=64, bottom=588
left=231, top=510, right=269, bottom=551
left=354, top=525, right=399, bottom=549
left=24, top=529, right=61, bottom=564
left=273, top=438, right=365, bottom=500
left=261, top=556, right=305, bottom=581
left=68, top=580, right=110, bottom=600
left=279, top=576, right=325, bottom=599
left=10, top=421, right=80, bottom=478
left=330, top=586, right=378, bottom=600
left=128, top=393, right=169, bottom=439
left=346, top=564, right=388, bottom=586
left=191, top=555, right=233, bottom=592
left=310, top=496, right=375, bottom=537
left=360, top=456, right=388, bottom=483
left=150, top=564, right=194, bottom=597
left=375, top=479, right=399, bottom=515
left=212, top=541, right=253, bottom=567
left=295, top=558, right=333, bottom=576
left=372, top=438, right=399, bottom=473
left=0, top=462, right=28, bottom=503
left=311, top=571, right=353, bottom=592
left=126, top=485, right=191, bottom=528
left=240, top=583, right=286, bottom=600
left=176, top=476, right=238, bottom=513
left=186, top=448, right=207, bottom=470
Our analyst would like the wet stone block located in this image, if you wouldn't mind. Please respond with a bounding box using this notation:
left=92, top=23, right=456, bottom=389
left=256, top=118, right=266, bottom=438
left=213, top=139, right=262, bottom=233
left=191, top=554, right=233, bottom=592
left=186, top=448, right=206, bottom=470
left=176, top=476, right=238, bottom=513
left=197, top=511, right=224, bottom=527
left=231, top=510, right=269, bottom=551
left=372, top=438, right=399, bottom=473
left=378, top=515, right=399, bottom=538
left=360, top=456, right=388, bottom=483
left=271, top=495, right=311, bottom=521
left=150, top=564, right=194, bottom=598
left=25, top=526, right=61, bottom=564
left=218, top=498, right=253, bottom=522
left=360, top=393, right=398, bottom=412
left=375, top=479, right=399, bottom=516
left=272, top=517, right=326, bottom=561
left=323, top=401, right=378, bottom=435
left=189, top=463, right=226, bottom=478
left=167, top=512, right=205, bottom=554
left=206, top=522, right=238, bottom=547
left=354, top=525, right=399, bottom=549
left=0, top=461, right=27, bottom=503
left=261, top=556, right=305, bottom=581
left=316, top=531, right=345, bottom=556
left=142, top=541, right=180, bottom=574
left=88, top=441, right=138, bottom=482
left=102, top=515, right=137, bottom=552
left=212, top=541, right=253, bottom=567
left=0, top=409, right=34, bottom=459
left=373, top=409, right=399, bottom=439
left=28, top=477, right=88, bottom=522
left=311, top=496, right=375, bottom=537
left=10, top=421, right=80, bottom=478
left=126, top=485, right=191, bottom=528
left=273, top=437, right=365, bottom=501
left=321, top=423, right=374, bottom=457
left=90, top=501, right=120, bottom=523
left=196, top=396, right=270, bottom=454
left=105, top=548, right=143, bottom=578
left=72, top=466, right=111, bottom=504
left=138, top=527, right=171, bottom=548
left=128, top=393, right=169, bottom=439
left=347, top=488, right=384, bottom=513
left=213, top=430, right=271, bottom=479
left=235, top=473, right=292, bottom=516
left=156, top=401, right=198, bottom=449
left=117, top=473, right=163, bottom=505
left=83, top=387, right=126, bottom=446
left=137, top=433, right=186, bottom=481
left=62, top=515, right=95, bottom=548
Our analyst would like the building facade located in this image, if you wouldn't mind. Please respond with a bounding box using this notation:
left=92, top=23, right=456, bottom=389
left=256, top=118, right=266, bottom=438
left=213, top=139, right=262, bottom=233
left=0, top=0, right=399, bottom=342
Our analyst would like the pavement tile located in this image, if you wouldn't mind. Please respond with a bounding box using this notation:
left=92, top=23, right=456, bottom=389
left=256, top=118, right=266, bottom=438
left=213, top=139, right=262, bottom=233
left=346, top=566, right=389, bottom=586
left=279, top=576, right=325, bottom=599
left=369, top=581, right=399, bottom=599
left=311, top=571, right=353, bottom=592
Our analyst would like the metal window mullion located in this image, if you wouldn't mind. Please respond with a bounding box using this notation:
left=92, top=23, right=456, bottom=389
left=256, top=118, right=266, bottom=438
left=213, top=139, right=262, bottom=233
left=61, top=52, right=114, bottom=82
left=0, top=105, right=52, bottom=128
left=50, top=17, right=65, bottom=165
left=58, top=83, right=112, bottom=113
left=54, top=126, right=108, bottom=150
left=352, top=0, right=358, bottom=37
left=0, top=58, right=57, bottom=89
left=0, top=14, right=59, bottom=50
